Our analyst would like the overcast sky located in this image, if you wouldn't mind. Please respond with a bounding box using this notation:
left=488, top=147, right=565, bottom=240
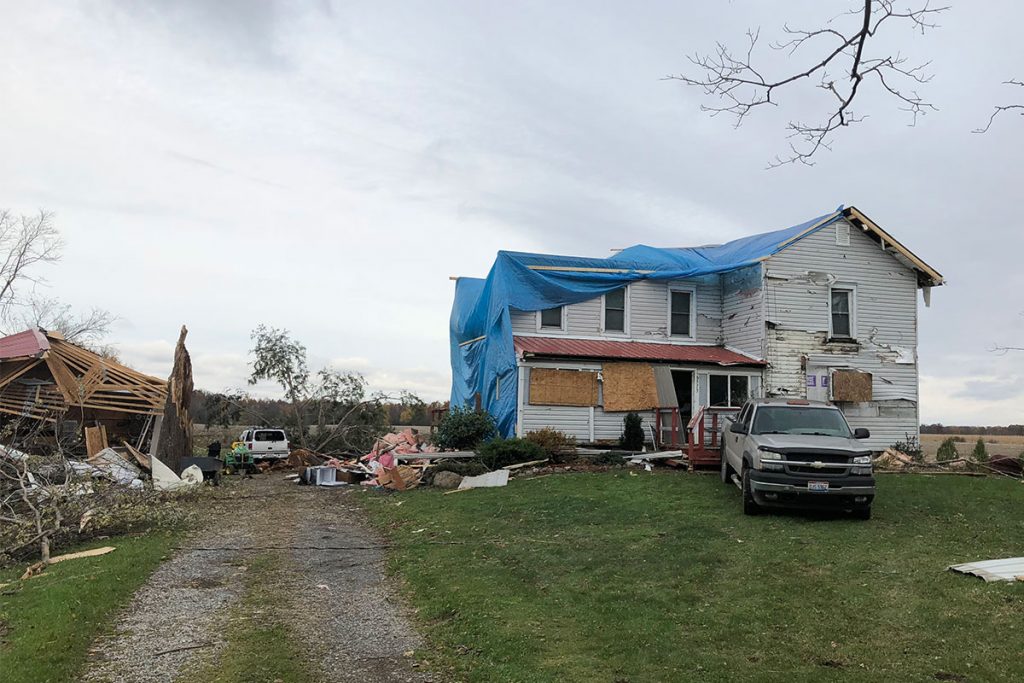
left=1, top=1, right=1022, bottom=425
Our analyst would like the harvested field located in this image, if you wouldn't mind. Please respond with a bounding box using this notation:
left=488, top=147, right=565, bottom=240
left=920, top=433, right=1024, bottom=460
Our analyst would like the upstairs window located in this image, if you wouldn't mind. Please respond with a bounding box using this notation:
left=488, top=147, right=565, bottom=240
left=669, top=289, right=693, bottom=337
left=603, top=288, right=626, bottom=333
left=830, top=287, right=855, bottom=339
left=539, top=306, right=564, bottom=330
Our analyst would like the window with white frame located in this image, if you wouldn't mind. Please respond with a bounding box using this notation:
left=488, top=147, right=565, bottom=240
left=829, top=285, right=855, bottom=339
left=603, top=287, right=627, bottom=333
left=668, top=288, right=694, bottom=338
left=709, top=374, right=750, bottom=408
left=538, top=306, right=564, bottom=331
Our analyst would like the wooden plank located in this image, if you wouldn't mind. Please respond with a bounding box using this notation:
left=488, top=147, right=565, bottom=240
left=602, top=362, right=659, bottom=412
left=85, top=426, right=108, bottom=457
left=526, top=265, right=655, bottom=274
left=832, top=370, right=873, bottom=402
left=122, top=440, right=152, bottom=471
left=44, top=354, right=77, bottom=403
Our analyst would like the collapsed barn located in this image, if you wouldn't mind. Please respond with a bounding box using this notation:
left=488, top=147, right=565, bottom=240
left=0, top=328, right=167, bottom=454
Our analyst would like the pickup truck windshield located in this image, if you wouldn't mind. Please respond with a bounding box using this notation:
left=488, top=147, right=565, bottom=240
left=751, top=406, right=852, bottom=438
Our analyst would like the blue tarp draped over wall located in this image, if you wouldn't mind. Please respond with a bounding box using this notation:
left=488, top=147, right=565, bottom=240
left=450, top=208, right=845, bottom=437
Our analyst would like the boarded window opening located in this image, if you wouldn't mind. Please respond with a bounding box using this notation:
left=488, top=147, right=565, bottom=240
left=832, top=370, right=872, bottom=402
left=528, top=368, right=598, bottom=406
left=602, top=362, right=659, bottom=412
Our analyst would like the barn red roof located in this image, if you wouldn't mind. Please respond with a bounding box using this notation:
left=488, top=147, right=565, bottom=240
left=513, top=336, right=764, bottom=366
left=0, top=328, right=50, bottom=360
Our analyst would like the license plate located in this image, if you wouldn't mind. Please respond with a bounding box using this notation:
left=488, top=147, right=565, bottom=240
left=808, top=481, right=829, bottom=492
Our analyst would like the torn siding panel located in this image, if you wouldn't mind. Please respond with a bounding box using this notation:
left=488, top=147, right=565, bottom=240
left=764, top=218, right=918, bottom=346
left=721, top=264, right=765, bottom=359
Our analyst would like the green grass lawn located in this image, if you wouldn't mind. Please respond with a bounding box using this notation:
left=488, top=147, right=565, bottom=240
left=0, top=532, right=180, bottom=683
left=364, top=472, right=1024, bottom=683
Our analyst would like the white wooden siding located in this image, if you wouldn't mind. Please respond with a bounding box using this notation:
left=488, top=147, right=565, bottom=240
left=763, top=218, right=920, bottom=450
left=509, top=275, right=722, bottom=345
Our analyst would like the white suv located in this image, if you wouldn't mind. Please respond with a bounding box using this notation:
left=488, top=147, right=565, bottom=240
left=239, top=428, right=289, bottom=460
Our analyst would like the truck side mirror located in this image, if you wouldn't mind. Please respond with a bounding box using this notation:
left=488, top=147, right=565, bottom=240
left=853, top=428, right=870, bottom=439
left=730, top=422, right=748, bottom=435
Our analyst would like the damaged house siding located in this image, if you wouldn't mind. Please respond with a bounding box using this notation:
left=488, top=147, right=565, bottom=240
left=721, top=264, right=765, bottom=359
left=763, top=219, right=920, bottom=449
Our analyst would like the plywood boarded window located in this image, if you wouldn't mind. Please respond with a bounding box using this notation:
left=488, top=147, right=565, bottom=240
left=602, top=362, right=659, bottom=412
left=832, top=370, right=872, bottom=402
left=528, top=368, right=598, bottom=406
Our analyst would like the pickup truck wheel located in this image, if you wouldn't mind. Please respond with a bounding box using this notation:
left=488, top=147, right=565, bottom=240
left=741, top=468, right=760, bottom=516
left=853, top=506, right=872, bottom=520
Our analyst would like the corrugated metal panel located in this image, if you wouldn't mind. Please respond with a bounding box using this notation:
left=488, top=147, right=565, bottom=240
left=0, top=329, right=49, bottom=359
left=514, top=336, right=764, bottom=366
left=949, top=557, right=1024, bottom=582
left=652, top=366, right=678, bottom=407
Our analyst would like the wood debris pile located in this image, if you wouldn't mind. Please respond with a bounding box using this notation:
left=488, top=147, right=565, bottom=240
left=874, top=447, right=1021, bottom=478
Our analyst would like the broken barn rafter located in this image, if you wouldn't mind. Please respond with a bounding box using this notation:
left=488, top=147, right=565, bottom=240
left=0, top=328, right=168, bottom=420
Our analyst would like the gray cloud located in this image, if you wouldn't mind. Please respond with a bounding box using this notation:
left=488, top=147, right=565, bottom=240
left=954, top=378, right=1024, bottom=402
left=1, top=1, right=1023, bottom=420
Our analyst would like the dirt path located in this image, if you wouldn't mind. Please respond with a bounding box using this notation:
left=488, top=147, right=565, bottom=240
left=82, top=475, right=434, bottom=683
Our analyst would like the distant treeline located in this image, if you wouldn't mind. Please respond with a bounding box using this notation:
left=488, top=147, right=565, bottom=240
left=921, top=424, right=1024, bottom=436
left=191, top=388, right=447, bottom=428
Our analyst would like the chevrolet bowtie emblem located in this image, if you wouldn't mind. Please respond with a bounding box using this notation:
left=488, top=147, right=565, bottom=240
left=812, top=461, right=824, bottom=468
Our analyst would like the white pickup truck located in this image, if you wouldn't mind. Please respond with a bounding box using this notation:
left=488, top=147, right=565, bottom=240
left=720, top=398, right=875, bottom=519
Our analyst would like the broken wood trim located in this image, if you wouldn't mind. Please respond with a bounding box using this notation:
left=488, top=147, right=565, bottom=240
left=526, top=265, right=656, bottom=274
left=458, top=335, right=486, bottom=347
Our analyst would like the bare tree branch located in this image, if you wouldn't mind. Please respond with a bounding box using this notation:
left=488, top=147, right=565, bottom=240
left=668, top=0, right=948, bottom=167
left=14, top=295, right=117, bottom=346
left=0, top=210, right=63, bottom=317
left=974, top=80, right=1024, bottom=133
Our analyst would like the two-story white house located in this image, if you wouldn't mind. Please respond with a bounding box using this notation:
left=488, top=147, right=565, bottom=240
left=449, top=206, right=943, bottom=455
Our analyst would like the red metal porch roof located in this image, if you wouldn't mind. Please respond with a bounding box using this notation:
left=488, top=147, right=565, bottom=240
left=0, top=328, right=50, bottom=360
left=514, top=336, right=765, bottom=366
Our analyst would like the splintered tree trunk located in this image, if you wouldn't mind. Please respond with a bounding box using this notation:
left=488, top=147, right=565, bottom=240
left=155, top=325, right=194, bottom=474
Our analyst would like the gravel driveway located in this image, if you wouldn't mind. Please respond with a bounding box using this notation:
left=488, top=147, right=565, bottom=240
left=82, top=475, right=435, bottom=683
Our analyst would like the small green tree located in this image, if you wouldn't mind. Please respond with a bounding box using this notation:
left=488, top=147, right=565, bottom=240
left=936, top=437, right=959, bottom=462
left=619, top=413, right=645, bottom=451
left=433, top=407, right=497, bottom=450
left=971, top=438, right=989, bottom=462
left=248, top=325, right=407, bottom=453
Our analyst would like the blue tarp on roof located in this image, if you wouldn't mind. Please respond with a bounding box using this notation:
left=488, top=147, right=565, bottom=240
left=450, top=208, right=845, bottom=437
